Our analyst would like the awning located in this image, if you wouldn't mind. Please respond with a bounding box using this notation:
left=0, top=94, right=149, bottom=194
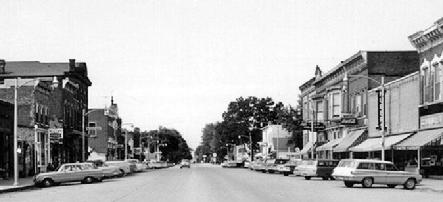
left=394, top=128, right=443, bottom=150
left=300, top=141, right=314, bottom=154
left=333, top=129, right=366, bottom=152
left=316, top=138, right=343, bottom=151
left=349, top=133, right=412, bottom=152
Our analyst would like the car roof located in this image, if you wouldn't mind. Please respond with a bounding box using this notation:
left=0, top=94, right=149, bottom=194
left=340, top=159, right=393, bottom=164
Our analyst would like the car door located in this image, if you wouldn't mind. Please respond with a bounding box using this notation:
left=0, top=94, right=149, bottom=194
left=385, top=163, right=404, bottom=184
left=372, top=163, right=387, bottom=184
left=60, top=165, right=77, bottom=182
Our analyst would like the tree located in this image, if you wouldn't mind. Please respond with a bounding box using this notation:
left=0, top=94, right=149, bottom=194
left=142, top=127, right=192, bottom=163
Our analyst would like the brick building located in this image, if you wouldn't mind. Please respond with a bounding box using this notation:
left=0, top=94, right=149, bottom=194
left=394, top=17, right=443, bottom=176
left=299, top=51, right=419, bottom=159
left=87, top=97, right=122, bottom=161
left=0, top=99, right=13, bottom=178
left=0, top=59, right=91, bottom=176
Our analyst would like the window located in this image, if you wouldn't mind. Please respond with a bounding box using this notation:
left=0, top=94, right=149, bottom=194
left=386, top=164, right=398, bottom=171
left=35, top=103, right=39, bottom=123
left=355, top=94, right=362, bottom=116
left=316, top=100, right=324, bottom=122
left=328, top=91, right=341, bottom=119
left=357, top=163, right=371, bottom=169
left=435, top=64, right=441, bottom=100
left=88, top=122, right=97, bottom=137
left=332, top=92, right=341, bottom=118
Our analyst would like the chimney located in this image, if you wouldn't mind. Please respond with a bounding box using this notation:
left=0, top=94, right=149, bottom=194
left=0, top=59, right=5, bottom=74
left=69, top=59, right=75, bottom=71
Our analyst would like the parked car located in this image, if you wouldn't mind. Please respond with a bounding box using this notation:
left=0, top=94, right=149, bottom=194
left=105, top=161, right=132, bottom=175
left=332, top=159, right=422, bottom=190
left=149, top=160, right=168, bottom=169
left=252, top=159, right=266, bottom=172
left=243, top=161, right=251, bottom=169
left=34, top=163, right=105, bottom=187
left=126, top=159, right=147, bottom=172
left=87, top=160, right=122, bottom=178
left=266, top=159, right=288, bottom=173
left=278, top=159, right=302, bottom=176
left=180, top=159, right=191, bottom=168
left=221, top=161, right=228, bottom=168
left=294, top=159, right=339, bottom=180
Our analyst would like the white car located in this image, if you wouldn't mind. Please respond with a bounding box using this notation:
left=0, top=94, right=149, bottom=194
left=332, top=159, right=422, bottom=190
left=126, top=159, right=147, bottom=172
left=105, top=161, right=132, bottom=175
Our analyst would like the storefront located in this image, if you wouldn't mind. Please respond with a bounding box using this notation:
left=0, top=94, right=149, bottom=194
left=349, top=133, right=413, bottom=161
left=333, top=128, right=367, bottom=159
left=394, top=127, right=443, bottom=177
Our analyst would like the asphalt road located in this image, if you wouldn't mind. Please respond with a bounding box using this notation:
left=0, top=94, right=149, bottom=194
left=0, top=164, right=442, bottom=202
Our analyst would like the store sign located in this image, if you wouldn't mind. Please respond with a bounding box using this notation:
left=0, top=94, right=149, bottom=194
left=301, top=121, right=325, bottom=131
left=341, top=117, right=357, bottom=125
left=420, top=113, right=443, bottom=129
left=49, top=128, right=63, bottom=141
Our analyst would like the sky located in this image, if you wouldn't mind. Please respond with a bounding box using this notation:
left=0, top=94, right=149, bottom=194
left=0, top=0, right=442, bottom=149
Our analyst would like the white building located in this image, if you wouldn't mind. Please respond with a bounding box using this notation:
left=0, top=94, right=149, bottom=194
left=260, top=125, right=294, bottom=159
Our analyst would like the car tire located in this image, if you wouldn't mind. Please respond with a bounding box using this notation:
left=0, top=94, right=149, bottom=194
left=284, top=173, right=289, bottom=176
left=403, top=178, right=416, bottom=190
left=83, top=177, right=95, bottom=184
left=118, top=169, right=125, bottom=177
left=262, top=170, right=266, bottom=173
left=362, top=177, right=373, bottom=188
left=344, top=181, right=354, bottom=188
left=387, top=184, right=396, bottom=188
left=304, top=176, right=311, bottom=180
left=322, top=177, right=328, bottom=180
left=42, top=178, right=53, bottom=187
left=329, top=177, right=335, bottom=180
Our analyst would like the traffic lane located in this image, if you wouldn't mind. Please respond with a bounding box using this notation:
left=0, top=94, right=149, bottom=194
left=0, top=165, right=442, bottom=202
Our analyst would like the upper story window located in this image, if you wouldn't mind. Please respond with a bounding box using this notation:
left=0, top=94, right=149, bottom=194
left=328, top=91, right=341, bottom=119
left=421, top=56, right=443, bottom=105
left=316, top=100, right=324, bottom=122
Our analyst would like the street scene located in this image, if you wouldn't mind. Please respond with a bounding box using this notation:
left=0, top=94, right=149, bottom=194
left=1, top=164, right=442, bottom=202
left=1, top=0, right=443, bottom=202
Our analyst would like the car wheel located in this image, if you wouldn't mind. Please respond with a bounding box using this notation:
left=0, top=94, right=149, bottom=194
left=283, top=173, right=289, bottom=176
left=42, top=178, right=53, bottom=187
left=304, top=176, right=311, bottom=180
left=322, top=177, right=328, bottom=180
left=387, top=184, right=396, bottom=188
left=118, top=169, right=125, bottom=177
left=362, top=177, right=373, bottom=188
left=262, top=170, right=266, bottom=173
left=329, top=177, right=335, bottom=180
left=344, top=181, right=354, bottom=188
left=83, top=177, right=94, bottom=184
left=403, top=178, right=416, bottom=190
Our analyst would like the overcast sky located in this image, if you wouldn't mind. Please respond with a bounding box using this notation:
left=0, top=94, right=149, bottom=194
left=0, top=0, right=442, bottom=149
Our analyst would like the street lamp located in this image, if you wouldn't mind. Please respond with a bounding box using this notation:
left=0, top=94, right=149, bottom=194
left=343, top=72, right=386, bottom=161
left=12, top=76, right=58, bottom=186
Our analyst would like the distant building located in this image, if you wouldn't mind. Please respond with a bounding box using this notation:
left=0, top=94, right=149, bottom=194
left=87, top=97, right=122, bottom=161
left=260, top=124, right=294, bottom=159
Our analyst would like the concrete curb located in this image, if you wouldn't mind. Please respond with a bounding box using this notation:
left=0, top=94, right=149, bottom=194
left=0, top=184, right=35, bottom=194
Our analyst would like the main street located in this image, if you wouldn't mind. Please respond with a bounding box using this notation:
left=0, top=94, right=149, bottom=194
left=0, top=164, right=441, bottom=202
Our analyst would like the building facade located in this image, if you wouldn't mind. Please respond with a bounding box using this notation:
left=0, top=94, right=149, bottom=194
left=299, top=51, right=419, bottom=160
left=260, top=124, right=293, bottom=159
left=0, top=59, right=91, bottom=176
left=0, top=99, right=13, bottom=178
left=87, top=98, right=122, bottom=161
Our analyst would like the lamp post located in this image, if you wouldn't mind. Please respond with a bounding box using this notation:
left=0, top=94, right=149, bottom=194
left=343, top=72, right=386, bottom=161
left=11, top=76, right=58, bottom=186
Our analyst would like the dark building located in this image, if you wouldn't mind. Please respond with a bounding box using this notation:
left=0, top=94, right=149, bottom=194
left=0, top=59, right=91, bottom=176
left=0, top=99, right=13, bottom=178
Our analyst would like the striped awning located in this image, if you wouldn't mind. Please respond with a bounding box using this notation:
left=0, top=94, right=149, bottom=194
left=300, top=141, right=314, bottom=154
left=316, top=138, right=343, bottom=151
left=333, top=129, right=366, bottom=153
left=394, top=128, right=443, bottom=150
left=350, top=133, right=412, bottom=152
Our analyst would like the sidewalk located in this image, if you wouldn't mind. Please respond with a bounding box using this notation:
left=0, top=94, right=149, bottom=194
left=0, top=177, right=35, bottom=194
left=416, top=178, right=443, bottom=193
